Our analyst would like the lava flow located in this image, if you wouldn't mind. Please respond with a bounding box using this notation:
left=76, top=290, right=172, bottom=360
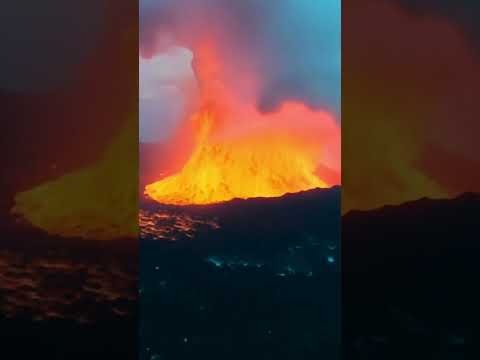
left=145, top=44, right=340, bottom=206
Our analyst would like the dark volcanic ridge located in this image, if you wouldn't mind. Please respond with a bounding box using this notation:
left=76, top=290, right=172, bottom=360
left=142, top=185, right=341, bottom=210
left=344, top=191, right=480, bottom=217
left=140, top=186, right=341, bottom=282
left=140, top=187, right=341, bottom=359
left=342, top=192, right=480, bottom=357
left=343, top=191, right=480, bottom=272
left=140, top=186, right=341, bottom=266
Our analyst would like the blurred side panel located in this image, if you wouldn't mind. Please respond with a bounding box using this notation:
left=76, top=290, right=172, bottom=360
left=343, top=0, right=480, bottom=358
left=0, top=1, right=138, bottom=359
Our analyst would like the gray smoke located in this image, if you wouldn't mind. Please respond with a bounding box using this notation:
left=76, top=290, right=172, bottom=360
left=140, top=0, right=340, bottom=118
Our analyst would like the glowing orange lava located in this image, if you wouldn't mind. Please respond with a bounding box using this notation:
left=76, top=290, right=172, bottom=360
left=145, top=42, right=340, bottom=205
left=145, top=101, right=339, bottom=205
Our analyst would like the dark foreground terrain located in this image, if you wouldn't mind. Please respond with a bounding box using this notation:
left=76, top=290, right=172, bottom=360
left=0, top=203, right=137, bottom=359
left=140, top=187, right=341, bottom=360
left=343, top=193, right=480, bottom=359
left=3, top=188, right=477, bottom=359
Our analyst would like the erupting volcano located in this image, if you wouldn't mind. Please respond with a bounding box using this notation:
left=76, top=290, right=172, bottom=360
left=145, top=44, right=340, bottom=206
left=145, top=103, right=338, bottom=205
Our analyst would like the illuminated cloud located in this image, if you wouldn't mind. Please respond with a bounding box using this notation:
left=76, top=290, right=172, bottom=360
left=139, top=0, right=340, bottom=119
left=139, top=47, right=196, bottom=142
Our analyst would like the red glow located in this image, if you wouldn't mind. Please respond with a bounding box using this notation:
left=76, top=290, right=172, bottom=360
left=145, top=42, right=340, bottom=205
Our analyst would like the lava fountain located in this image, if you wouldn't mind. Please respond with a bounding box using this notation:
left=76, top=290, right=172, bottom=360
left=145, top=44, right=340, bottom=205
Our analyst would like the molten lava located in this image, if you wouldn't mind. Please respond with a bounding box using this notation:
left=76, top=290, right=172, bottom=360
left=145, top=102, right=339, bottom=205
left=144, top=41, right=340, bottom=206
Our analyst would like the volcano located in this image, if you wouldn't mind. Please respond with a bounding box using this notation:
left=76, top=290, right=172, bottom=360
left=145, top=103, right=339, bottom=205
left=144, top=43, right=340, bottom=206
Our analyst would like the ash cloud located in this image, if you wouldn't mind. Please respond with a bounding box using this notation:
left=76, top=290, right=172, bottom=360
left=140, top=0, right=340, bottom=118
